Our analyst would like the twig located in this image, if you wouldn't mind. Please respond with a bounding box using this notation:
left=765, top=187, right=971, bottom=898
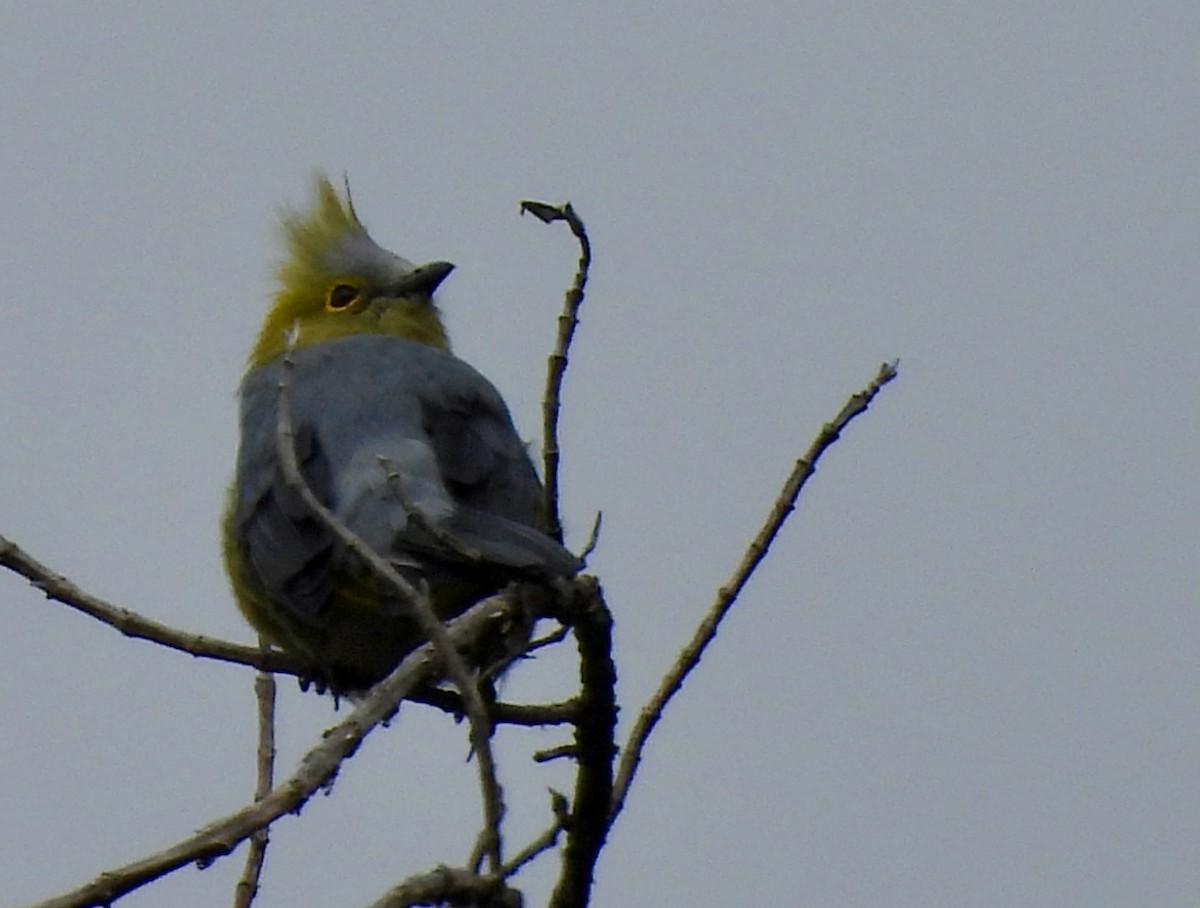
left=526, top=623, right=570, bottom=653
left=532, top=744, right=577, bottom=764
left=21, top=595, right=520, bottom=908
left=275, top=340, right=508, bottom=872
left=0, top=535, right=304, bottom=676
left=578, top=511, right=602, bottom=565
left=521, top=200, right=591, bottom=545
left=406, top=687, right=579, bottom=726
left=502, top=790, right=570, bottom=878
left=609, top=360, right=900, bottom=825
left=232, top=642, right=277, bottom=908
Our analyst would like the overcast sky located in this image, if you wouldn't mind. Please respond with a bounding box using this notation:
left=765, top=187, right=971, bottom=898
left=1, top=5, right=1196, bottom=907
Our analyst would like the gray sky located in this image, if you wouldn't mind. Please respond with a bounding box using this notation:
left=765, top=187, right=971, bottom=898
left=1, top=5, right=1196, bottom=907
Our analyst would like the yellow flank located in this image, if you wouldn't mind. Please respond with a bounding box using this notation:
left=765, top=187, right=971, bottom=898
left=246, top=175, right=449, bottom=371
left=220, top=485, right=315, bottom=658
left=222, top=485, right=397, bottom=664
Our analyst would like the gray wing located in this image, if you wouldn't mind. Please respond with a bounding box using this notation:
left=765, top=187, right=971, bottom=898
left=231, top=334, right=578, bottom=625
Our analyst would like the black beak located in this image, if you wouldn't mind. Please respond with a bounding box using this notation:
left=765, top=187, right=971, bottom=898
left=393, top=260, right=455, bottom=297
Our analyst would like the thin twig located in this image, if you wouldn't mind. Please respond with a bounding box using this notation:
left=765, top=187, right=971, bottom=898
left=609, top=360, right=900, bottom=825
left=526, top=623, right=571, bottom=653
left=406, top=687, right=579, bottom=726
left=502, top=790, right=570, bottom=879
left=532, top=744, right=577, bottom=764
left=233, top=644, right=277, bottom=908
left=22, top=594, right=520, bottom=908
left=578, top=511, right=602, bottom=565
left=522, top=200, right=591, bottom=545
left=275, top=339, right=508, bottom=872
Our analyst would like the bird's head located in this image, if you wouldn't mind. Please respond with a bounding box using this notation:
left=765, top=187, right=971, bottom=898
left=248, top=175, right=454, bottom=370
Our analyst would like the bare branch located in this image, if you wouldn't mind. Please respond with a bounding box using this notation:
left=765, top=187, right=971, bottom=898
left=0, top=534, right=305, bottom=676
left=233, top=642, right=277, bottom=908
left=23, top=594, right=521, bottom=908
left=0, top=535, right=571, bottom=731
left=578, top=511, right=602, bottom=565
left=609, top=360, right=900, bottom=824
left=528, top=623, right=570, bottom=651
left=548, top=578, right=616, bottom=908
left=406, top=686, right=579, bottom=726
left=532, top=744, right=577, bottom=764
left=522, top=199, right=591, bottom=545
left=502, top=790, right=570, bottom=879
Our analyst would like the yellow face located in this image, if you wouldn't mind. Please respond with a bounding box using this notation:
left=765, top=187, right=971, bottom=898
left=245, top=177, right=452, bottom=370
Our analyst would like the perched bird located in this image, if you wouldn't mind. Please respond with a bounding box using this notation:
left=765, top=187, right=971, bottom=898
left=223, top=176, right=579, bottom=694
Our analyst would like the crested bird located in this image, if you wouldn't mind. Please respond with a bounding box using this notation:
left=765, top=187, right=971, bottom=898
left=223, top=176, right=578, bottom=694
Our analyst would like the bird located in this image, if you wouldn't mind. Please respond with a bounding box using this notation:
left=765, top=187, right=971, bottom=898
left=222, top=176, right=579, bottom=694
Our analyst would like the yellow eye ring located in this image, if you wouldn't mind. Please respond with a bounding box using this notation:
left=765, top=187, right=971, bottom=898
left=326, top=283, right=362, bottom=312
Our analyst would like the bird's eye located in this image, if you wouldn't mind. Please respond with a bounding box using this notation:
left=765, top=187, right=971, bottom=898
left=326, top=283, right=362, bottom=312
